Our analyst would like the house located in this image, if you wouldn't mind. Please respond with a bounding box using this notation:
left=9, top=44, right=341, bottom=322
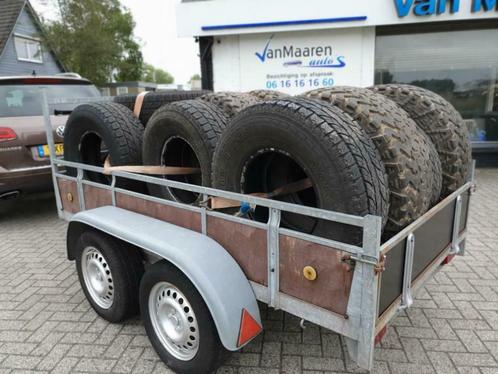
left=0, top=0, right=64, bottom=76
left=99, top=81, right=158, bottom=97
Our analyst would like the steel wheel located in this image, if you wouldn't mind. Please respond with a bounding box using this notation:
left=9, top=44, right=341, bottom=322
left=148, top=281, right=200, bottom=361
left=81, top=246, right=114, bottom=309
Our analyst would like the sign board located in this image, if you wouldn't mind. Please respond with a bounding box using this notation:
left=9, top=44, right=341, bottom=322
left=212, top=28, right=375, bottom=94
left=176, top=0, right=498, bottom=37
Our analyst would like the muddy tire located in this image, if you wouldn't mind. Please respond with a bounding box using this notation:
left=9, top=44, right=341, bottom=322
left=371, top=84, right=471, bottom=197
left=142, top=100, right=228, bottom=204
left=64, top=102, right=144, bottom=190
left=114, top=90, right=209, bottom=126
left=199, top=92, right=259, bottom=118
left=248, top=90, right=290, bottom=101
left=212, top=97, right=389, bottom=244
left=303, top=87, right=440, bottom=231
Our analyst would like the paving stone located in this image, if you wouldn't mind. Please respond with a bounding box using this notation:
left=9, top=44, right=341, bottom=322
left=0, top=170, right=497, bottom=373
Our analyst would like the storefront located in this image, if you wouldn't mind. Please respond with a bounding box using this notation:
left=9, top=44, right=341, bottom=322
left=176, top=0, right=498, bottom=154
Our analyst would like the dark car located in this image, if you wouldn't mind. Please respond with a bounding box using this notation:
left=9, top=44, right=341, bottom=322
left=0, top=75, right=101, bottom=199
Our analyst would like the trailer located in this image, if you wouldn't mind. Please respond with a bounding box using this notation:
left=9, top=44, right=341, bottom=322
left=42, top=93, right=475, bottom=373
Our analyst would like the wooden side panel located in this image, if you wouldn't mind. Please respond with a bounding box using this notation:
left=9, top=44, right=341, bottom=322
left=279, top=235, right=353, bottom=316
left=207, top=216, right=267, bottom=285
left=115, top=193, right=202, bottom=232
left=57, top=178, right=79, bottom=214
left=84, top=185, right=112, bottom=210
left=378, top=192, right=471, bottom=315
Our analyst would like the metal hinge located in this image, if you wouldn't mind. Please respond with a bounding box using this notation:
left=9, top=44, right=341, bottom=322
left=342, top=254, right=387, bottom=274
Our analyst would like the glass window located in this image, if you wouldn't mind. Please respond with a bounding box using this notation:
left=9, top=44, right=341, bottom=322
left=116, top=86, right=129, bottom=95
left=375, top=29, right=498, bottom=146
left=0, top=84, right=100, bottom=117
left=14, top=35, right=43, bottom=63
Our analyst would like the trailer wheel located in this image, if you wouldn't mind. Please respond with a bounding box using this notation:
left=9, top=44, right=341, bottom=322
left=199, top=92, right=259, bottom=118
left=63, top=102, right=143, bottom=190
left=114, top=90, right=209, bottom=125
left=371, top=84, right=472, bottom=197
left=303, top=87, right=440, bottom=231
left=75, top=230, right=144, bottom=322
left=142, top=100, right=228, bottom=204
left=140, top=261, right=227, bottom=374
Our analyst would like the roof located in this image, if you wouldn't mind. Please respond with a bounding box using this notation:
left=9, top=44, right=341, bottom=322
left=103, top=81, right=158, bottom=88
left=0, top=0, right=65, bottom=70
left=0, top=0, right=25, bottom=55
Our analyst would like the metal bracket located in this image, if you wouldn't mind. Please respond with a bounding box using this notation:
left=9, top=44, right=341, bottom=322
left=400, top=233, right=415, bottom=310
left=267, top=208, right=281, bottom=308
left=76, top=168, right=86, bottom=211
left=450, top=195, right=463, bottom=256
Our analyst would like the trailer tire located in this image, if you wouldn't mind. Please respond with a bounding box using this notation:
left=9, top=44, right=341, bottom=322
left=140, top=261, right=227, bottom=374
left=114, top=90, right=209, bottom=125
left=142, top=100, right=228, bottom=204
left=248, top=89, right=290, bottom=101
left=199, top=92, right=259, bottom=118
left=75, top=230, right=144, bottom=322
left=303, top=87, right=440, bottom=231
left=371, top=84, right=472, bottom=197
left=63, top=102, right=144, bottom=190
left=212, top=97, right=389, bottom=243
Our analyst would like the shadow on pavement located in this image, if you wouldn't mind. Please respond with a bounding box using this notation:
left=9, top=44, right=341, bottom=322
left=0, top=192, right=57, bottom=220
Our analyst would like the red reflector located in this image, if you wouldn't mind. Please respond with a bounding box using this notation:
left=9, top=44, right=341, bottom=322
left=442, top=254, right=456, bottom=265
left=0, top=127, right=16, bottom=142
left=375, top=325, right=388, bottom=345
left=237, top=309, right=262, bottom=347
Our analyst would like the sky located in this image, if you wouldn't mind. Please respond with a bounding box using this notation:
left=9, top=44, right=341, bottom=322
left=31, top=0, right=201, bottom=85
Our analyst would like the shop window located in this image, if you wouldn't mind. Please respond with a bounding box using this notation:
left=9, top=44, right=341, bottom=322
left=14, top=35, right=43, bottom=63
left=116, top=86, right=128, bottom=95
left=375, top=28, right=498, bottom=148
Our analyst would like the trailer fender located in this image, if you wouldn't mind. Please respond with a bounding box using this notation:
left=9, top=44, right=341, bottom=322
left=67, top=206, right=261, bottom=351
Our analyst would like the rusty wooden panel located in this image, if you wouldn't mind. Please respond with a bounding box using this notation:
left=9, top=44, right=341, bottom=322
left=207, top=216, right=267, bottom=285
left=115, top=193, right=202, bottom=232
left=84, top=185, right=112, bottom=210
left=57, top=178, right=80, bottom=214
left=279, top=235, right=353, bottom=316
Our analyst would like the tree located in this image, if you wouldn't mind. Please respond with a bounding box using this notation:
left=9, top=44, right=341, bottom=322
left=189, top=74, right=201, bottom=82
left=142, top=63, right=174, bottom=84
left=43, top=0, right=144, bottom=85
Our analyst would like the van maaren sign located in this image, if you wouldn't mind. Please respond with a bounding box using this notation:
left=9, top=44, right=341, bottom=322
left=395, top=0, right=498, bottom=17
left=256, top=34, right=346, bottom=69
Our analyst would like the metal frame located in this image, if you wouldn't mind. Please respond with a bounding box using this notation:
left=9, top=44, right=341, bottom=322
left=42, top=93, right=473, bottom=372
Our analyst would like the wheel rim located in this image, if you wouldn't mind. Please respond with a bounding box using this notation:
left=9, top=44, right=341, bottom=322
left=148, top=281, right=200, bottom=361
left=81, top=246, right=114, bottom=309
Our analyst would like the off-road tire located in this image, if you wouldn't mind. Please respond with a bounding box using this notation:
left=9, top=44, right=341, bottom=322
left=64, top=102, right=144, bottom=190
left=114, top=90, right=209, bottom=125
left=303, top=87, right=440, bottom=231
left=142, top=100, right=228, bottom=204
left=248, top=89, right=290, bottom=101
left=75, top=230, right=144, bottom=322
left=140, top=261, right=227, bottom=374
left=371, top=84, right=472, bottom=196
left=212, top=97, right=389, bottom=243
left=199, top=92, right=259, bottom=118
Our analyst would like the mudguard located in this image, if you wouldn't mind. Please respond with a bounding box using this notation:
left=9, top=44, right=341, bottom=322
left=67, top=206, right=261, bottom=350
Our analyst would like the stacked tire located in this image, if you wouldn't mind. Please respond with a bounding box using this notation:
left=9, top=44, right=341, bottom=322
left=113, top=90, right=209, bottom=126
left=64, top=86, right=470, bottom=239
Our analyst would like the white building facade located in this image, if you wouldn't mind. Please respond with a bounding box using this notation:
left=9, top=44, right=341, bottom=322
left=177, top=0, right=498, bottom=153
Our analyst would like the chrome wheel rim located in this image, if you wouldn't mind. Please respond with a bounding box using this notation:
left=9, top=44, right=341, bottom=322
left=81, top=246, right=114, bottom=309
left=148, top=281, right=199, bottom=361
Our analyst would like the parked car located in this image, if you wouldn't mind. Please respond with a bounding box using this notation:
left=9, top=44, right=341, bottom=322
left=0, top=75, right=101, bottom=199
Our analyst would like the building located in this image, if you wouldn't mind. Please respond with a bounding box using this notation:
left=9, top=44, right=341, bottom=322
left=176, top=0, right=498, bottom=158
left=0, top=0, right=64, bottom=76
left=99, top=81, right=158, bottom=97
